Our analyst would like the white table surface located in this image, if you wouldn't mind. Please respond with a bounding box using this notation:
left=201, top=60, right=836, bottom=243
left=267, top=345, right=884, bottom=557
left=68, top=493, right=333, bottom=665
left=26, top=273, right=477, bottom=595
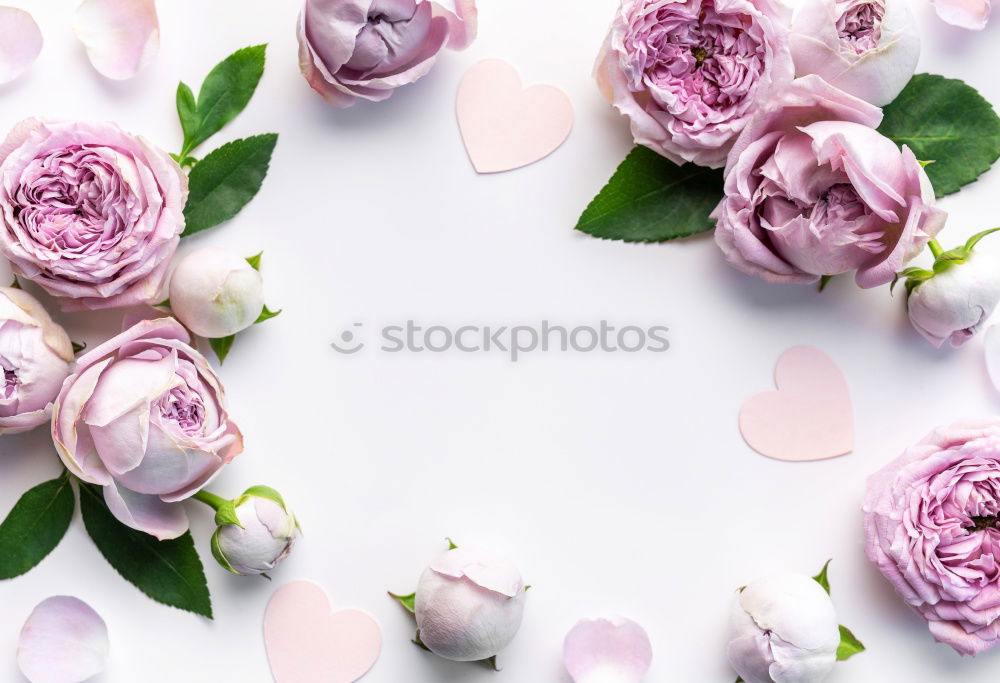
left=0, top=1, right=998, bottom=681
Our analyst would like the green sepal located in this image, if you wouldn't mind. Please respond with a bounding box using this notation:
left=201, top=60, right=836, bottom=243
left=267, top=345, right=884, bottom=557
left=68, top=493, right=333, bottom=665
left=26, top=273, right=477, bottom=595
left=813, top=559, right=832, bottom=595
left=71, top=341, right=86, bottom=354
left=836, top=624, right=866, bottom=661
left=478, top=655, right=499, bottom=671
left=239, top=485, right=286, bottom=510
left=446, top=537, right=458, bottom=550
left=389, top=591, right=416, bottom=614
left=818, top=275, right=833, bottom=292
left=9, top=276, right=20, bottom=289
left=255, top=305, right=281, bottom=325
left=209, top=335, right=235, bottom=363
left=210, top=529, right=240, bottom=575
left=154, top=298, right=170, bottom=308
left=413, top=629, right=431, bottom=651
left=246, top=252, right=263, bottom=270
left=898, top=228, right=1000, bottom=295
left=214, top=500, right=243, bottom=529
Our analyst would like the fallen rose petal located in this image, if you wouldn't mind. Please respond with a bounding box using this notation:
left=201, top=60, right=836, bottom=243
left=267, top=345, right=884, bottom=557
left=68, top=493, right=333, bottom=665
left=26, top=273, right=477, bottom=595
left=73, top=0, right=159, bottom=80
left=0, top=7, right=42, bottom=84
left=932, top=0, right=991, bottom=28
left=564, top=616, right=652, bottom=683
left=17, top=596, right=109, bottom=683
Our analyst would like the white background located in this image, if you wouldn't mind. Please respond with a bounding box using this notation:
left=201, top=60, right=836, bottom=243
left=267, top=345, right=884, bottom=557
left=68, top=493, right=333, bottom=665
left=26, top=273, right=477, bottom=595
left=0, top=0, right=997, bottom=681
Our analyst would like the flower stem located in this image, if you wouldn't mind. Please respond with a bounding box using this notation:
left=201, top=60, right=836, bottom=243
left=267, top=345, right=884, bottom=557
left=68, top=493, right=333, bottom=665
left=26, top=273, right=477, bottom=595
left=192, top=490, right=228, bottom=511
left=928, top=239, right=944, bottom=259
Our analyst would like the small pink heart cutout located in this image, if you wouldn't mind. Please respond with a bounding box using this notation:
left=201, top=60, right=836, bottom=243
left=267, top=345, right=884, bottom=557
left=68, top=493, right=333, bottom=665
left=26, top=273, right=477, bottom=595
left=264, top=580, right=381, bottom=683
left=456, top=58, right=574, bottom=173
left=739, top=346, right=853, bottom=462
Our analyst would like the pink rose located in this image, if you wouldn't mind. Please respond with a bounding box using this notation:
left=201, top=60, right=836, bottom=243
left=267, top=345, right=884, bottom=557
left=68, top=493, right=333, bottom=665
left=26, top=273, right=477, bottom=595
left=713, top=75, right=946, bottom=287
left=0, top=287, right=74, bottom=435
left=0, top=119, right=187, bottom=311
left=594, top=0, right=795, bottom=168
left=52, top=317, right=243, bottom=540
left=297, top=0, right=477, bottom=108
left=864, top=420, right=1000, bottom=656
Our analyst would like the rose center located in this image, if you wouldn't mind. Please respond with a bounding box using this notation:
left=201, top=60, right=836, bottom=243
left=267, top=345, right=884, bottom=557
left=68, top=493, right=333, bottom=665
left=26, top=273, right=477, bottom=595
left=691, top=46, right=708, bottom=64
left=967, top=515, right=1000, bottom=532
left=836, top=1, right=884, bottom=54
left=158, top=386, right=206, bottom=436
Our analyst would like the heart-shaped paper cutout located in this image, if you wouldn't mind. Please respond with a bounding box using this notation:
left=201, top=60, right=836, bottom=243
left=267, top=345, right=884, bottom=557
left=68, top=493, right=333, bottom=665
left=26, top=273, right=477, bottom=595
left=739, top=346, right=853, bottom=462
left=264, top=580, right=381, bottom=683
left=456, top=58, right=574, bottom=173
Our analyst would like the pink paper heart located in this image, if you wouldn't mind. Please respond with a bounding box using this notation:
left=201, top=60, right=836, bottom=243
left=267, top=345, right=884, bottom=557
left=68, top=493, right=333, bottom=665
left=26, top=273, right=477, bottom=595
left=739, top=346, right=853, bottom=462
left=456, top=58, right=574, bottom=173
left=264, top=580, right=381, bottom=683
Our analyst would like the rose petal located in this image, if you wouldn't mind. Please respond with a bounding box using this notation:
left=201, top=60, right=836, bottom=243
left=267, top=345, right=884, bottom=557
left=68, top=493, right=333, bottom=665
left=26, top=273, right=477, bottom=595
left=103, top=481, right=188, bottom=540
left=17, top=596, right=109, bottom=683
left=0, top=8, right=42, bottom=85
left=933, top=0, right=991, bottom=29
left=985, top=326, right=1000, bottom=391
left=564, top=616, right=652, bottom=683
left=430, top=547, right=524, bottom=598
left=73, top=0, right=159, bottom=80
left=432, top=0, right=478, bottom=49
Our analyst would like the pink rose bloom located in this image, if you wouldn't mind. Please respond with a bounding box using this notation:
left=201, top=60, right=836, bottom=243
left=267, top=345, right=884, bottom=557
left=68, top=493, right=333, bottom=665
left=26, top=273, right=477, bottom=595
left=0, top=119, right=187, bottom=311
left=594, top=0, right=795, bottom=168
left=864, top=420, right=1000, bottom=656
left=713, top=75, right=946, bottom=287
left=0, top=287, right=74, bottom=435
left=297, top=0, right=477, bottom=107
left=52, top=317, right=243, bottom=540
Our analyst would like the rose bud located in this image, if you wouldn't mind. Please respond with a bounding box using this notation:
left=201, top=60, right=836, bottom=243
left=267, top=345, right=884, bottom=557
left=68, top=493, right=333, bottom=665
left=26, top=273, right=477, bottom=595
left=727, top=573, right=841, bottom=682
left=207, top=486, right=299, bottom=577
left=594, top=0, right=794, bottom=168
left=297, top=0, right=477, bottom=108
left=713, top=75, right=947, bottom=288
left=0, top=119, right=186, bottom=311
left=169, top=248, right=267, bottom=339
left=52, top=317, right=243, bottom=540
left=394, top=545, right=527, bottom=663
left=901, top=231, right=1000, bottom=348
left=790, top=0, right=920, bottom=106
left=0, top=287, right=74, bottom=435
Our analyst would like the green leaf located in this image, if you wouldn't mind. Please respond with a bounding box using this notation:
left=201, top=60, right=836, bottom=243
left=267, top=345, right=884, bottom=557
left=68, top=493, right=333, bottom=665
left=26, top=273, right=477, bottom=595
left=0, top=473, right=75, bottom=579
left=878, top=74, right=1000, bottom=197
left=576, top=146, right=724, bottom=243
left=255, top=305, right=281, bottom=325
left=836, top=624, right=866, bottom=661
left=813, top=559, right=832, bottom=595
left=182, top=134, right=278, bottom=236
left=209, top=335, right=235, bottom=364
left=178, top=45, right=267, bottom=157
left=246, top=252, right=263, bottom=270
left=78, top=484, right=212, bottom=618
left=389, top=591, right=416, bottom=614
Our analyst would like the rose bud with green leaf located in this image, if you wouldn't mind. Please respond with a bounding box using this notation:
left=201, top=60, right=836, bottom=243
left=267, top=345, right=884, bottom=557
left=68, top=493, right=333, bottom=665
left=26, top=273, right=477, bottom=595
left=197, top=486, right=298, bottom=577
left=897, top=229, right=1000, bottom=348
left=391, top=542, right=528, bottom=667
left=728, top=563, right=864, bottom=683
left=0, top=287, right=74, bottom=435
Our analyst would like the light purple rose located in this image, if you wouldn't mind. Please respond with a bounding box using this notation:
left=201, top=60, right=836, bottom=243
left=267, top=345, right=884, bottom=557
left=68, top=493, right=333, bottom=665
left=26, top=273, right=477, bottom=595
left=52, top=317, right=243, bottom=540
left=864, top=420, right=1000, bottom=656
left=0, top=287, right=74, bottom=435
left=713, top=75, right=947, bottom=288
left=594, top=0, right=795, bottom=168
left=0, top=119, right=187, bottom=311
left=297, top=0, right=477, bottom=108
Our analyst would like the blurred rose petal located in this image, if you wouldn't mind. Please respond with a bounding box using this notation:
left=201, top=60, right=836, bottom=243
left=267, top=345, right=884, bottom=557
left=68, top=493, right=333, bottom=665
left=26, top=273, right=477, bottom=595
left=985, top=326, right=1000, bottom=391
left=17, top=596, right=109, bottom=683
left=564, top=616, right=652, bottom=683
left=0, top=7, right=42, bottom=84
left=73, top=0, right=159, bottom=79
left=933, top=0, right=991, bottom=29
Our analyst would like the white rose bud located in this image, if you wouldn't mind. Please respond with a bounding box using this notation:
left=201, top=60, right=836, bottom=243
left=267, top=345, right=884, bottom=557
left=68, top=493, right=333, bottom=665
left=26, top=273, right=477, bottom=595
left=727, top=573, right=841, bottom=683
left=906, top=236, right=1000, bottom=348
left=413, top=547, right=527, bottom=662
left=168, top=247, right=266, bottom=338
left=790, top=0, right=920, bottom=106
left=211, top=486, right=298, bottom=576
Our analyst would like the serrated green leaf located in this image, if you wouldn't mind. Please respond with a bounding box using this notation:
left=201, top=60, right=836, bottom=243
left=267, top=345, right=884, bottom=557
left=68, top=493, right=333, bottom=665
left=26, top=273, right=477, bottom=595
left=879, top=74, right=1000, bottom=197
left=576, top=146, right=724, bottom=242
left=813, top=559, right=831, bottom=595
left=836, top=624, right=866, bottom=661
left=178, top=45, right=266, bottom=157
left=79, top=484, right=212, bottom=618
left=182, top=134, right=277, bottom=236
left=0, top=473, right=74, bottom=579
left=389, top=591, right=416, bottom=613
left=255, top=305, right=281, bottom=325
left=209, top=335, right=235, bottom=364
